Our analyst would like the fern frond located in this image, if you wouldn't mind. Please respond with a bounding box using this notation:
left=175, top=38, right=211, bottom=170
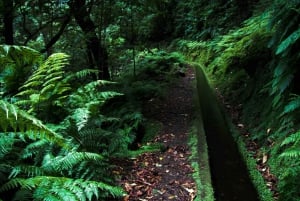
left=0, top=45, right=42, bottom=68
left=0, top=100, right=70, bottom=149
left=9, top=165, right=46, bottom=178
left=282, top=95, right=300, bottom=115
left=0, top=133, right=15, bottom=157
left=42, top=76, right=63, bottom=88
left=274, top=61, right=288, bottom=77
left=42, top=152, right=104, bottom=172
left=12, top=189, right=33, bottom=201
left=40, top=84, right=55, bottom=95
left=44, top=71, right=64, bottom=80
left=56, top=87, right=72, bottom=95
left=65, top=69, right=99, bottom=81
left=15, top=89, right=39, bottom=97
left=280, top=148, right=300, bottom=159
left=72, top=108, right=90, bottom=131
left=281, top=130, right=300, bottom=146
left=97, top=91, right=123, bottom=100
left=276, top=27, right=300, bottom=55
left=16, top=53, right=70, bottom=118
left=0, top=45, right=44, bottom=96
left=20, top=79, right=43, bottom=89
left=20, top=140, right=49, bottom=159
left=271, top=71, right=294, bottom=95
left=0, top=176, right=124, bottom=200
left=0, top=100, right=18, bottom=131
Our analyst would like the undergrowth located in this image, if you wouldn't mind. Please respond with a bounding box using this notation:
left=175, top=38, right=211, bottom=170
left=0, top=45, right=186, bottom=200
left=175, top=1, right=300, bottom=200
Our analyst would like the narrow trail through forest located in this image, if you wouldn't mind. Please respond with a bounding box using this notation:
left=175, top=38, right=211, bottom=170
left=118, top=68, right=197, bottom=200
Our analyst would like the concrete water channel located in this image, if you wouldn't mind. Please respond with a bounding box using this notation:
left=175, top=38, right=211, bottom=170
left=196, top=67, right=259, bottom=201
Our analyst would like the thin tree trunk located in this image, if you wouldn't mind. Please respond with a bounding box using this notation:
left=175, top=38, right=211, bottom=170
left=70, top=0, right=110, bottom=80
left=3, top=0, right=14, bottom=45
left=236, top=0, right=250, bottom=20
left=40, top=15, right=71, bottom=54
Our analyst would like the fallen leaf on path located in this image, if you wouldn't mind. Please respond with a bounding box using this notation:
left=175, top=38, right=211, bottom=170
left=263, top=154, right=268, bottom=164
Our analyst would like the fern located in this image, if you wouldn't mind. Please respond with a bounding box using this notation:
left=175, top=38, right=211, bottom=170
left=0, top=133, right=15, bottom=157
left=281, top=95, right=300, bottom=116
left=276, top=27, right=300, bottom=55
left=12, top=189, right=33, bottom=201
left=268, top=1, right=300, bottom=99
left=271, top=72, right=294, bottom=95
left=280, top=149, right=300, bottom=158
left=72, top=108, right=90, bottom=131
left=69, top=80, right=122, bottom=110
left=0, top=100, right=69, bottom=149
left=42, top=152, right=104, bottom=172
left=278, top=129, right=300, bottom=201
left=0, top=45, right=43, bottom=97
left=67, top=80, right=122, bottom=134
left=65, top=69, right=100, bottom=81
left=0, top=176, right=124, bottom=200
left=1, top=49, right=137, bottom=200
left=16, top=53, right=71, bottom=122
left=281, top=130, right=300, bottom=147
left=9, top=165, right=46, bottom=178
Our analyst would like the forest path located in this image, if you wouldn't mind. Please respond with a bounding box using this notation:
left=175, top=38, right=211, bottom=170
left=119, top=68, right=197, bottom=201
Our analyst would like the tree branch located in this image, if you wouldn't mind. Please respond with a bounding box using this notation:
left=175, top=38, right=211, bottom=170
left=40, top=15, right=71, bottom=53
left=23, top=15, right=68, bottom=45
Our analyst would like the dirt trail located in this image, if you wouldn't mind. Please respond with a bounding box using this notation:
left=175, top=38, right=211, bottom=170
left=119, top=68, right=197, bottom=201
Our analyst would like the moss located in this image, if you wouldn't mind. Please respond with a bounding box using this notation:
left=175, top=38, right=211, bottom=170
left=188, top=72, right=215, bottom=201
left=223, top=107, right=275, bottom=201
left=188, top=126, right=214, bottom=201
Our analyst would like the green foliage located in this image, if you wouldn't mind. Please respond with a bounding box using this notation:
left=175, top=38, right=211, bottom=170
left=174, top=0, right=250, bottom=39
left=266, top=1, right=300, bottom=102
left=186, top=13, right=272, bottom=100
left=120, top=49, right=186, bottom=100
left=200, top=2, right=300, bottom=200
left=281, top=95, right=300, bottom=117
left=209, top=13, right=271, bottom=76
left=275, top=28, right=300, bottom=55
left=0, top=133, right=14, bottom=158
left=0, top=45, right=43, bottom=97
left=277, top=130, right=300, bottom=201
left=0, top=100, right=68, bottom=148
left=173, top=39, right=213, bottom=66
left=0, top=99, right=124, bottom=200
left=16, top=53, right=71, bottom=122
left=68, top=80, right=122, bottom=112
left=0, top=176, right=123, bottom=201
left=264, top=3, right=300, bottom=198
left=0, top=46, right=130, bottom=200
left=62, top=79, right=132, bottom=156
left=175, top=2, right=300, bottom=200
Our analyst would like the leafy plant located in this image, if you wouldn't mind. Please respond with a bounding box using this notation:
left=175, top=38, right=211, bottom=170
left=120, top=49, right=186, bottom=100
left=267, top=1, right=300, bottom=104
left=0, top=100, right=124, bottom=201
left=0, top=45, right=43, bottom=98
left=15, top=53, right=71, bottom=122
left=0, top=46, right=128, bottom=200
left=277, top=129, right=300, bottom=201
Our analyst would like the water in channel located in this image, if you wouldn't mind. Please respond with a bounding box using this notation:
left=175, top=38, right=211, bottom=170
left=196, top=67, right=259, bottom=201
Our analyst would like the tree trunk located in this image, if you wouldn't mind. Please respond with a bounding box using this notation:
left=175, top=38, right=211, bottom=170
left=3, top=0, right=14, bottom=45
left=70, top=0, right=110, bottom=80
left=236, top=0, right=250, bottom=20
